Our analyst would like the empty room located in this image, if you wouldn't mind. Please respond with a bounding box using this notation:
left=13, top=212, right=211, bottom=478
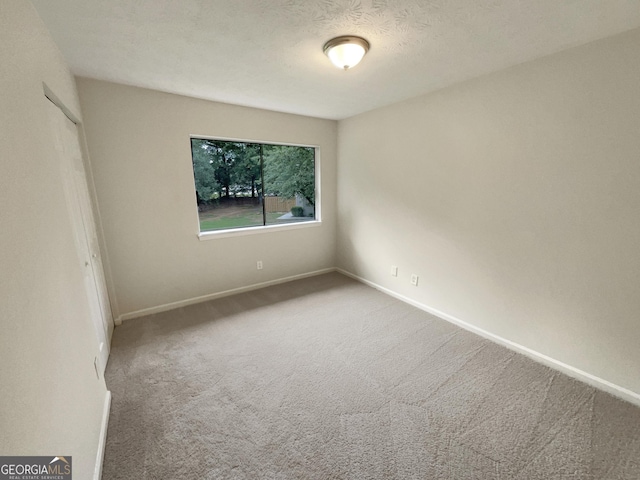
left=2, top=0, right=640, bottom=478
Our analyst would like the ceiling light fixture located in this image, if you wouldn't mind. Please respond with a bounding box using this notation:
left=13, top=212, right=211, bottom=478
left=323, top=36, right=370, bottom=70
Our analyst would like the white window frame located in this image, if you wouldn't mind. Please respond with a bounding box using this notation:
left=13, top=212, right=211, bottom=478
left=190, top=135, right=322, bottom=241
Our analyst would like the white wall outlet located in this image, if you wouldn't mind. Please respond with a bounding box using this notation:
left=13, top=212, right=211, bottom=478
left=391, top=265, right=398, bottom=277
left=410, top=274, right=419, bottom=286
left=257, top=260, right=263, bottom=270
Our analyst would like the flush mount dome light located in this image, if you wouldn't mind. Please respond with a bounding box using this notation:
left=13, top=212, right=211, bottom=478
left=323, top=35, right=370, bottom=70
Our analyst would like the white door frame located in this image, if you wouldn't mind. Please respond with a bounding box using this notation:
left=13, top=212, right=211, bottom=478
left=46, top=95, right=113, bottom=374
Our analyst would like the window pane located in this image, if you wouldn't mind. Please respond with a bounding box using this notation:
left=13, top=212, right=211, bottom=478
left=191, top=139, right=264, bottom=232
left=191, top=138, right=316, bottom=233
left=263, top=145, right=316, bottom=226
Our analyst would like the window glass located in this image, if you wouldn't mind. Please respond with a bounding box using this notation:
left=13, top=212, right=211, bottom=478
left=191, top=138, right=316, bottom=233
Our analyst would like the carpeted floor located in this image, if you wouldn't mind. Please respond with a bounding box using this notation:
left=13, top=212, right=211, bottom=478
left=103, top=272, right=640, bottom=479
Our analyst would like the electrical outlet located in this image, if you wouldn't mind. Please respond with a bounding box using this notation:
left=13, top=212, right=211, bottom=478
left=257, top=260, right=263, bottom=270
left=410, top=274, right=419, bottom=286
left=391, top=265, right=398, bottom=277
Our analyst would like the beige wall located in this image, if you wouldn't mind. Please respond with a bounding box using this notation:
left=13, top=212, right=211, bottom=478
left=77, top=79, right=337, bottom=318
left=0, top=1, right=108, bottom=477
left=337, top=28, right=640, bottom=396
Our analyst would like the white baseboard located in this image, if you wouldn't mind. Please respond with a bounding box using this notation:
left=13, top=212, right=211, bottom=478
left=337, top=268, right=640, bottom=408
left=94, top=390, right=111, bottom=480
left=115, top=268, right=337, bottom=323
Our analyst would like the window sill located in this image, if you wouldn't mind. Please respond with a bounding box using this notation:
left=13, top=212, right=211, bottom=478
left=197, top=220, right=322, bottom=241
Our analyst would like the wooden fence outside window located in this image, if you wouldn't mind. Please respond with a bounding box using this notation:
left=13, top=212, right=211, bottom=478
left=264, top=196, right=296, bottom=213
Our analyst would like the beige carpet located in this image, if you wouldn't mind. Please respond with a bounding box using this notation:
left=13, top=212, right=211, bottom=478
left=103, top=272, right=640, bottom=479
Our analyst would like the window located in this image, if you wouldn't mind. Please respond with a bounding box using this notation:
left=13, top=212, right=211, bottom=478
left=190, top=137, right=317, bottom=234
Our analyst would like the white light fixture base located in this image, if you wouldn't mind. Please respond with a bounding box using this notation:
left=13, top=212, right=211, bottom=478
left=323, top=35, right=370, bottom=70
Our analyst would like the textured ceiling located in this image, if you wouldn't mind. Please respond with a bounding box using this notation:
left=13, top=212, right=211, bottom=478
left=32, top=0, right=640, bottom=120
